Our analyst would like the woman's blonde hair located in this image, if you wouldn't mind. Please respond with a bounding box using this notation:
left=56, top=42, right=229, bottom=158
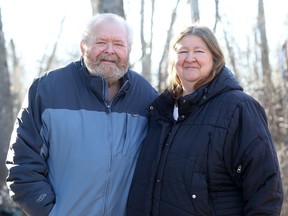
left=167, top=24, right=225, bottom=97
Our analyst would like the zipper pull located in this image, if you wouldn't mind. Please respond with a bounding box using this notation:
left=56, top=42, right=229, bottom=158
left=237, top=165, right=242, bottom=173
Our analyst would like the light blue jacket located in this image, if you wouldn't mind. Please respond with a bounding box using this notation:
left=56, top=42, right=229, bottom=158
left=6, top=59, right=158, bottom=216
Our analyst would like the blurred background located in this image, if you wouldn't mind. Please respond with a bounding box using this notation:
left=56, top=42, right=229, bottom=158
left=0, top=0, right=287, bottom=215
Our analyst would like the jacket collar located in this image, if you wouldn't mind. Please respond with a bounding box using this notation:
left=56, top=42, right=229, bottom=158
left=78, top=58, right=131, bottom=102
left=151, top=66, right=243, bottom=121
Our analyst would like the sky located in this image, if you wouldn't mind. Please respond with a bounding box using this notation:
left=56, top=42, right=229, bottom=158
left=1, top=0, right=288, bottom=87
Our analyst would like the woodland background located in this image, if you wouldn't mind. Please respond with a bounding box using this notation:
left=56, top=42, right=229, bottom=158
left=0, top=0, right=287, bottom=215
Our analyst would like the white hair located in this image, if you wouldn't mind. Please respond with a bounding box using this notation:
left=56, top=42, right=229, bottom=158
left=81, top=13, right=133, bottom=50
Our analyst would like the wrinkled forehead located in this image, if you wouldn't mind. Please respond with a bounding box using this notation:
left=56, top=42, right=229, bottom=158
left=90, top=19, right=128, bottom=40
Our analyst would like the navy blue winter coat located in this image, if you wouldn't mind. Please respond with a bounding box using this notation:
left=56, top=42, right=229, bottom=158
left=6, top=59, right=158, bottom=216
left=127, top=67, right=283, bottom=216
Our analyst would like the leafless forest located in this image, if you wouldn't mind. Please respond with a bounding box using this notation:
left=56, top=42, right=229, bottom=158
left=0, top=0, right=287, bottom=215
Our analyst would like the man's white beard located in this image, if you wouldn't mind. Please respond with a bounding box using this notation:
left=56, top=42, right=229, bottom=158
left=90, top=62, right=127, bottom=81
left=85, top=54, right=129, bottom=82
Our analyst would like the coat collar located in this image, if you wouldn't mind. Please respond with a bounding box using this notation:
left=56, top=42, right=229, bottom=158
left=78, top=58, right=131, bottom=102
left=150, top=66, right=243, bottom=121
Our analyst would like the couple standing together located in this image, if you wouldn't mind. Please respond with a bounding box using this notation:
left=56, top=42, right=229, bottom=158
left=6, top=13, right=283, bottom=216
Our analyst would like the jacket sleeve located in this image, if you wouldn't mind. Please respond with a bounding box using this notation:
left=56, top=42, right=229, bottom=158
left=6, top=79, right=55, bottom=216
left=226, top=98, right=283, bottom=215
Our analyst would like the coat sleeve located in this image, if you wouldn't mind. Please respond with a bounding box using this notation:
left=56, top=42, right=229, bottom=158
left=6, top=79, right=55, bottom=216
left=226, top=98, right=283, bottom=215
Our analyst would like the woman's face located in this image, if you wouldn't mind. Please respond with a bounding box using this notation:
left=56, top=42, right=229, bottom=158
left=174, top=35, right=213, bottom=95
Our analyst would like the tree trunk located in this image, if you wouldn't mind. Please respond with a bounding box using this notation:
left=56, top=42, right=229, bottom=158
left=140, top=0, right=153, bottom=82
left=190, top=0, right=199, bottom=22
left=257, top=0, right=274, bottom=92
left=223, top=30, right=240, bottom=79
left=0, top=9, right=14, bottom=187
left=91, top=0, right=125, bottom=17
left=212, top=0, right=220, bottom=32
left=157, top=0, right=181, bottom=92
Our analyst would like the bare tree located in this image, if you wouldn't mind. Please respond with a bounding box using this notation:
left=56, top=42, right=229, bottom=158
left=190, top=0, right=199, bottom=22
left=223, top=29, right=240, bottom=79
left=257, top=0, right=274, bottom=93
left=157, top=0, right=181, bottom=92
left=253, top=29, right=261, bottom=82
left=91, top=0, right=125, bottom=17
left=255, top=2, right=288, bottom=213
left=9, top=39, right=25, bottom=117
left=139, top=0, right=154, bottom=82
left=212, top=0, right=220, bottom=32
left=207, top=0, right=240, bottom=81
left=38, top=17, right=66, bottom=75
left=256, top=0, right=278, bottom=134
left=0, top=7, right=13, bottom=200
left=280, top=40, right=288, bottom=80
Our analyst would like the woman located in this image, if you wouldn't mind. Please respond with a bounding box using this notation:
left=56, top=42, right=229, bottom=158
left=127, top=24, right=283, bottom=215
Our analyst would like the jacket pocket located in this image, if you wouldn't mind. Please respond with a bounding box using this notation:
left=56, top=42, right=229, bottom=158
left=114, top=113, right=148, bottom=158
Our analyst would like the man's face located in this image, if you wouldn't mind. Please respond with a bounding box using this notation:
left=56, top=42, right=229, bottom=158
left=81, top=20, right=130, bottom=82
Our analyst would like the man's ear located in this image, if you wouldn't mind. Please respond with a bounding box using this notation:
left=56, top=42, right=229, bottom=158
left=80, top=40, right=86, bottom=55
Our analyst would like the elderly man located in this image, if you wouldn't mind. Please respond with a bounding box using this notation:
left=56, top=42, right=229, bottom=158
left=6, top=13, right=157, bottom=216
